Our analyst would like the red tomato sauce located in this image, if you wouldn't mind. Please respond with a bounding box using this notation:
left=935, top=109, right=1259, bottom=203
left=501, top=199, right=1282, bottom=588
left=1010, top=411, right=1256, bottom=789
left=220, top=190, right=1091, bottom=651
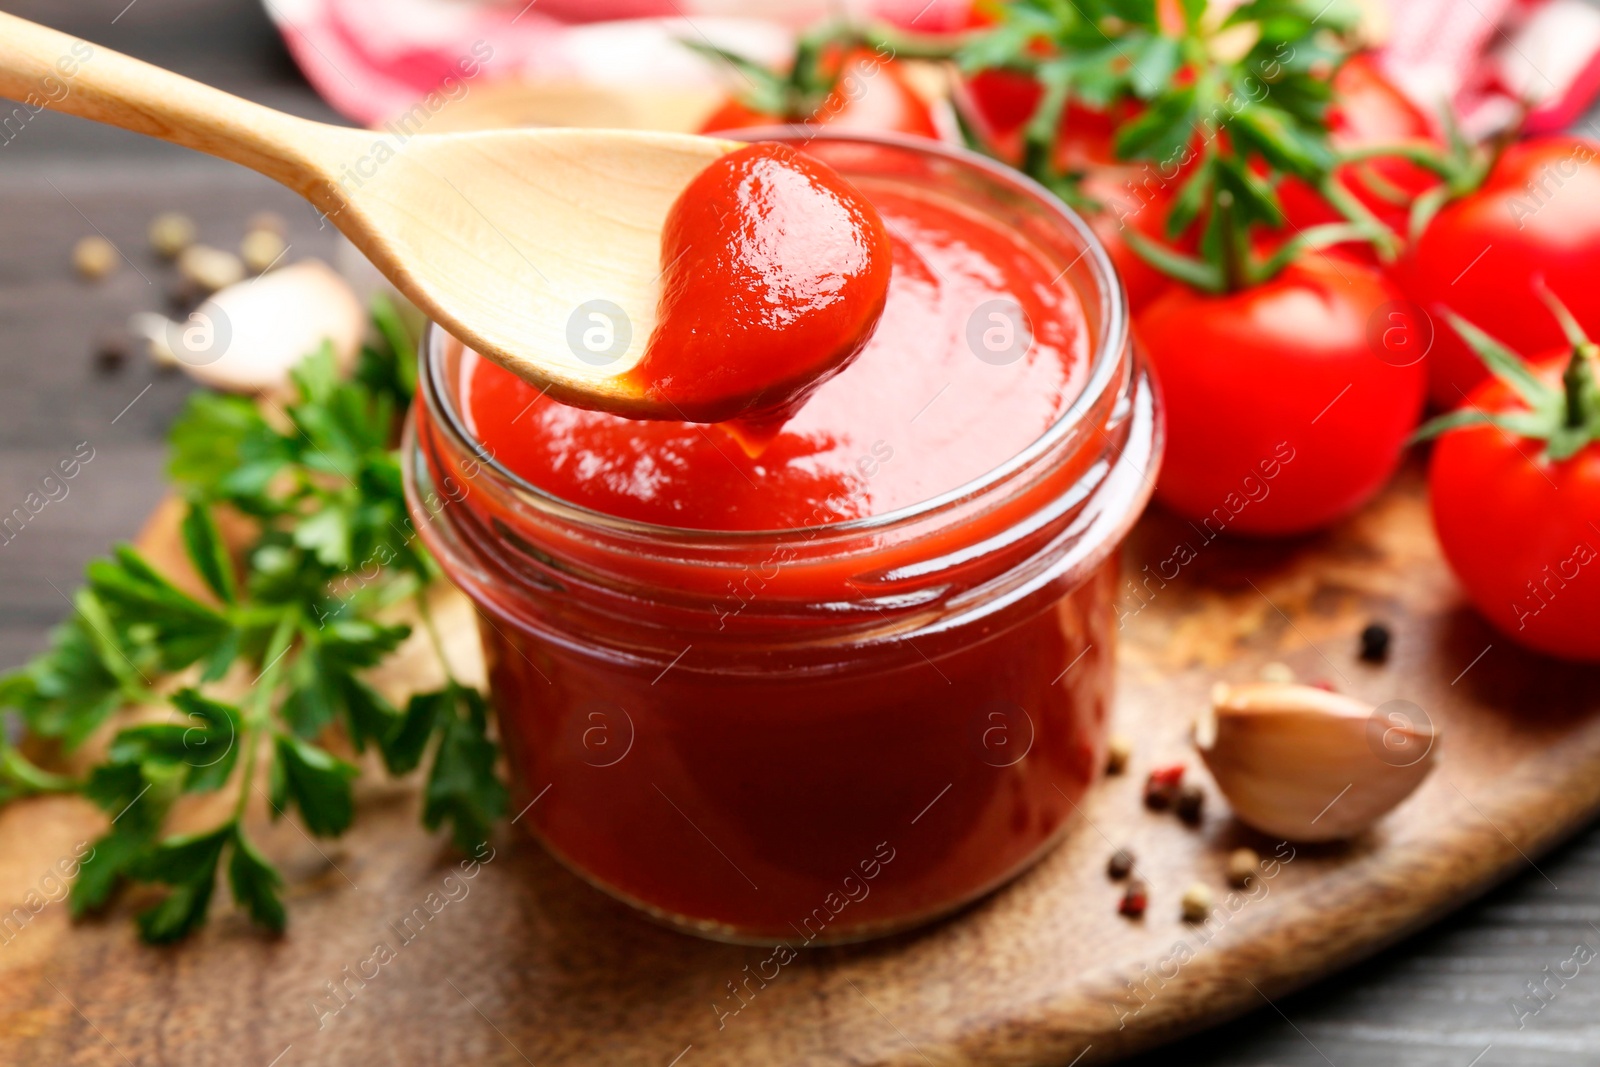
left=416, top=140, right=1145, bottom=941
left=465, top=181, right=1091, bottom=530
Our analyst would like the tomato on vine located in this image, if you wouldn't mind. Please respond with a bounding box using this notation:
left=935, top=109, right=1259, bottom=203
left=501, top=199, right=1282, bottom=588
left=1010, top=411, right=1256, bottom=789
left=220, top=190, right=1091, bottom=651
left=1138, top=255, right=1426, bottom=535
left=1418, top=290, right=1600, bottom=661
left=691, top=35, right=939, bottom=139
left=1396, top=136, right=1600, bottom=408
left=1279, top=54, right=1441, bottom=238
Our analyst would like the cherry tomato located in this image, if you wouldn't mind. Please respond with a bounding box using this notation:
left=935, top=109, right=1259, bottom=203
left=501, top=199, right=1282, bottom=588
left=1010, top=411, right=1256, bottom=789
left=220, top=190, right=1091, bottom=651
left=956, top=71, right=1137, bottom=171
left=1397, top=136, right=1600, bottom=408
left=1081, top=166, right=1179, bottom=313
left=1279, top=55, right=1441, bottom=235
left=700, top=49, right=939, bottom=139
left=1429, top=352, right=1600, bottom=660
left=1136, top=255, right=1427, bottom=535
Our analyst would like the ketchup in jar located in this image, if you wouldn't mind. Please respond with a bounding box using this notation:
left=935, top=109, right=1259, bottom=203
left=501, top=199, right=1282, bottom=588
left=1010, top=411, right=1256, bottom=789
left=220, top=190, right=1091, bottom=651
left=406, top=133, right=1162, bottom=943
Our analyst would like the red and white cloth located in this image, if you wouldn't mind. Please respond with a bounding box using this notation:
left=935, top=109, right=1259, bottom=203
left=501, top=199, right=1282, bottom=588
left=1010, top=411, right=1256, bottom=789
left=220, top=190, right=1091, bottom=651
left=1381, top=0, right=1600, bottom=135
left=262, top=0, right=1600, bottom=135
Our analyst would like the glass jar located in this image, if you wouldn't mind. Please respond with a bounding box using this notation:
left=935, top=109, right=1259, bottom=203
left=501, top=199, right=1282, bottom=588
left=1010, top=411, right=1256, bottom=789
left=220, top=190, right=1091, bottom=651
left=404, top=132, right=1161, bottom=944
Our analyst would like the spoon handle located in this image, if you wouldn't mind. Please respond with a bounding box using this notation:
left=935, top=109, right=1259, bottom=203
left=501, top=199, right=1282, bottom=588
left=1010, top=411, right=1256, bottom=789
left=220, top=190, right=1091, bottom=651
left=0, top=12, right=345, bottom=198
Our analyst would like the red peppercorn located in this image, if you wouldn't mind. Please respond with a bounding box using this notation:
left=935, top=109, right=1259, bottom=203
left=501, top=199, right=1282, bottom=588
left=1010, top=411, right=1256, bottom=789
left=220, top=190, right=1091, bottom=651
left=1144, top=763, right=1185, bottom=810
left=1119, top=880, right=1148, bottom=918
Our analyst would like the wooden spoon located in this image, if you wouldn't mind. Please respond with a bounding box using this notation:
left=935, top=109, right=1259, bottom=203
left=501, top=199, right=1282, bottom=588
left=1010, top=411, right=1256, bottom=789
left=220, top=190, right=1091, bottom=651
left=0, top=12, right=738, bottom=418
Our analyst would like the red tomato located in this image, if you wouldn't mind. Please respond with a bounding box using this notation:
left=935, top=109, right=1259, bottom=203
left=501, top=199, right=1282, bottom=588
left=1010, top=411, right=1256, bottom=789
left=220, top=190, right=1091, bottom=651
left=1397, top=136, right=1600, bottom=408
left=1280, top=55, right=1441, bottom=235
left=1429, top=352, right=1600, bottom=660
left=1136, top=256, right=1427, bottom=535
left=1082, top=166, right=1179, bottom=313
left=957, top=71, right=1135, bottom=170
left=699, top=49, right=939, bottom=139
left=958, top=67, right=1042, bottom=146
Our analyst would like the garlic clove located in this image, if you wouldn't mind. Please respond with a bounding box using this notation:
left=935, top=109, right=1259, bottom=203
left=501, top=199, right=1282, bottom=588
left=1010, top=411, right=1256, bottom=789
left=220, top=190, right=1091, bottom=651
left=167, top=260, right=364, bottom=398
left=1195, top=682, right=1437, bottom=842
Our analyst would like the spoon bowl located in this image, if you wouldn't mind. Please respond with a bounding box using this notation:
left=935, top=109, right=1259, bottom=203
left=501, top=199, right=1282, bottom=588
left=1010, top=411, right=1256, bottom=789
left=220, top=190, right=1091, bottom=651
left=0, top=11, right=736, bottom=417
left=318, top=127, right=736, bottom=414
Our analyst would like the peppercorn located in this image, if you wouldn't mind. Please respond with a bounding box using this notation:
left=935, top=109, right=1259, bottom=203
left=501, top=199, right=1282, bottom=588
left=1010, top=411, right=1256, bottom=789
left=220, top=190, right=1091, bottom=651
left=1175, top=782, right=1205, bottom=826
left=148, top=211, right=197, bottom=259
left=241, top=228, right=287, bottom=274
left=247, top=210, right=287, bottom=237
left=1143, top=763, right=1184, bottom=810
left=1118, top=879, right=1148, bottom=918
left=1107, top=848, right=1135, bottom=881
left=177, top=245, right=245, bottom=293
left=1106, top=734, right=1132, bottom=776
left=1227, top=847, right=1260, bottom=888
left=1359, top=622, right=1391, bottom=663
left=73, top=235, right=119, bottom=280
left=167, top=277, right=206, bottom=317
left=93, top=329, right=129, bottom=374
left=1180, top=882, right=1213, bottom=923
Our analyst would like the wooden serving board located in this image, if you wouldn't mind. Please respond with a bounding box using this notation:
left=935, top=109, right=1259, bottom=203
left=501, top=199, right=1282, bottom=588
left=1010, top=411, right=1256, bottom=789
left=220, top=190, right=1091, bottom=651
left=2, top=460, right=1598, bottom=1067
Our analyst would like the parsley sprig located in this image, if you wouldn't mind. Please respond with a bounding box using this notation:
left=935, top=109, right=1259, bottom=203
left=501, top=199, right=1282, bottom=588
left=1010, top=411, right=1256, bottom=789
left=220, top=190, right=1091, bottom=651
left=0, top=299, right=506, bottom=942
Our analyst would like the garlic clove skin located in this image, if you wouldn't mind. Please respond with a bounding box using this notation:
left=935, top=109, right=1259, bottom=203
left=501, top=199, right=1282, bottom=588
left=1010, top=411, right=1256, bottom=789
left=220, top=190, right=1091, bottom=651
left=1195, top=682, right=1438, bottom=843
left=168, top=260, right=364, bottom=398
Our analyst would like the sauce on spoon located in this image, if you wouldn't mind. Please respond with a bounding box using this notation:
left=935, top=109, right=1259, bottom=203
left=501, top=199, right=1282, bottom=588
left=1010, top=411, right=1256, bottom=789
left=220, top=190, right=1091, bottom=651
left=623, top=142, right=893, bottom=453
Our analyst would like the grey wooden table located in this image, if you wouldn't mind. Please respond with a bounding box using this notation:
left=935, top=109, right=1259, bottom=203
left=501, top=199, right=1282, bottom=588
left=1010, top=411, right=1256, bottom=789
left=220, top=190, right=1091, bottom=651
left=0, top=2, right=1597, bottom=1063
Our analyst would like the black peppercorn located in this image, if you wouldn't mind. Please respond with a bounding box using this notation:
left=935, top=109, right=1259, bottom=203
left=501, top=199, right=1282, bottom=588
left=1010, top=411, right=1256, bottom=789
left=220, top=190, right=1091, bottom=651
left=1107, top=848, right=1135, bottom=880
left=93, top=330, right=129, bottom=374
left=1175, top=783, right=1205, bottom=826
left=1359, top=622, right=1391, bottom=663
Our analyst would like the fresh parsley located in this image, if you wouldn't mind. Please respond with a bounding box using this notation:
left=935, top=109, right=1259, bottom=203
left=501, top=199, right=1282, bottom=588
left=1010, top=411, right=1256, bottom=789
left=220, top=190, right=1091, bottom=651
left=0, top=297, right=506, bottom=942
left=959, top=0, right=1385, bottom=289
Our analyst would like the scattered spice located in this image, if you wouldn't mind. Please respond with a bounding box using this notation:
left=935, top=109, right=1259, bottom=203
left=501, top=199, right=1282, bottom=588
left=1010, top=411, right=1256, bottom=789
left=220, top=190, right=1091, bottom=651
left=1260, top=661, right=1295, bottom=684
left=1118, top=879, right=1148, bottom=919
left=247, top=210, right=287, bottom=237
left=73, top=236, right=118, bottom=281
left=1175, top=782, right=1205, bottom=826
left=1143, top=763, right=1184, bottom=811
left=1180, top=882, right=1213, bottom=923
left=1107, top=848, right=1135, bottom=881
left=1359, top=622, right=1391, bottom=663
left=177, top=245, right=245, bottom=293
left=1227, top=847, right=1260, bottom=888
left=93, top=328, right=129, bottom=374
left=148, top=211, right=197, bottom=259
left=1106, top=734, right=1132, bottom=776
left=168, top=277, right=206, bottom=316
left=241, top=228, right=287, bottom=274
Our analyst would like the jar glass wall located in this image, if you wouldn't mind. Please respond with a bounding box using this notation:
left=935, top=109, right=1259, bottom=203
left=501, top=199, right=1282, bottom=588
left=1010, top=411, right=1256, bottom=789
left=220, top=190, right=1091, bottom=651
left=404, top=132, right=1162, bottom=943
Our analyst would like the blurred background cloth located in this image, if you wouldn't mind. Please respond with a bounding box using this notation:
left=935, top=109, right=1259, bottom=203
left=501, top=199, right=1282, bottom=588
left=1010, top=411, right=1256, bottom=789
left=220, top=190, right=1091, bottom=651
left=263, top=0, right=1600, bottom=135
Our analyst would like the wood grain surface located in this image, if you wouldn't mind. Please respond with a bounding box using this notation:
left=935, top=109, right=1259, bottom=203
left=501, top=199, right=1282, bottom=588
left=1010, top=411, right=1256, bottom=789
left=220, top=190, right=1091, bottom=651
left=1, top=462, right=1597, bottom=1067
left=4, top=3, right=1600, bottom=1065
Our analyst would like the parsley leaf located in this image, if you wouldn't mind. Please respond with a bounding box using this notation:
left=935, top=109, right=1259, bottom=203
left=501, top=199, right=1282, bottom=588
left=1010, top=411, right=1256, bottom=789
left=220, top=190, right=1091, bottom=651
left=423, top=685, right=508, bottom=853
left=271, top=733, right=358, bottom=838
left=0, top=302, right=508, bottom=943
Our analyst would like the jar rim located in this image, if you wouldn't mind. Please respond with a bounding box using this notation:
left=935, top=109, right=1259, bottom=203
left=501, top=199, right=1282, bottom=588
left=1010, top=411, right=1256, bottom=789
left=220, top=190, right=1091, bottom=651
left=420, top=128, right=1130, bottom=545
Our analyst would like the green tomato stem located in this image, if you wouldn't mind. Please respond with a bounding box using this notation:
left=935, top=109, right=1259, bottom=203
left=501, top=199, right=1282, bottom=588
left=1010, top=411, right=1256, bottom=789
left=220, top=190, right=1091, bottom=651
left=1564, top=343, right=1599, bottom=430
left=1335, top=141, right=1461, bottom=180
left=1316, top=174, right=1399, bottom=262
